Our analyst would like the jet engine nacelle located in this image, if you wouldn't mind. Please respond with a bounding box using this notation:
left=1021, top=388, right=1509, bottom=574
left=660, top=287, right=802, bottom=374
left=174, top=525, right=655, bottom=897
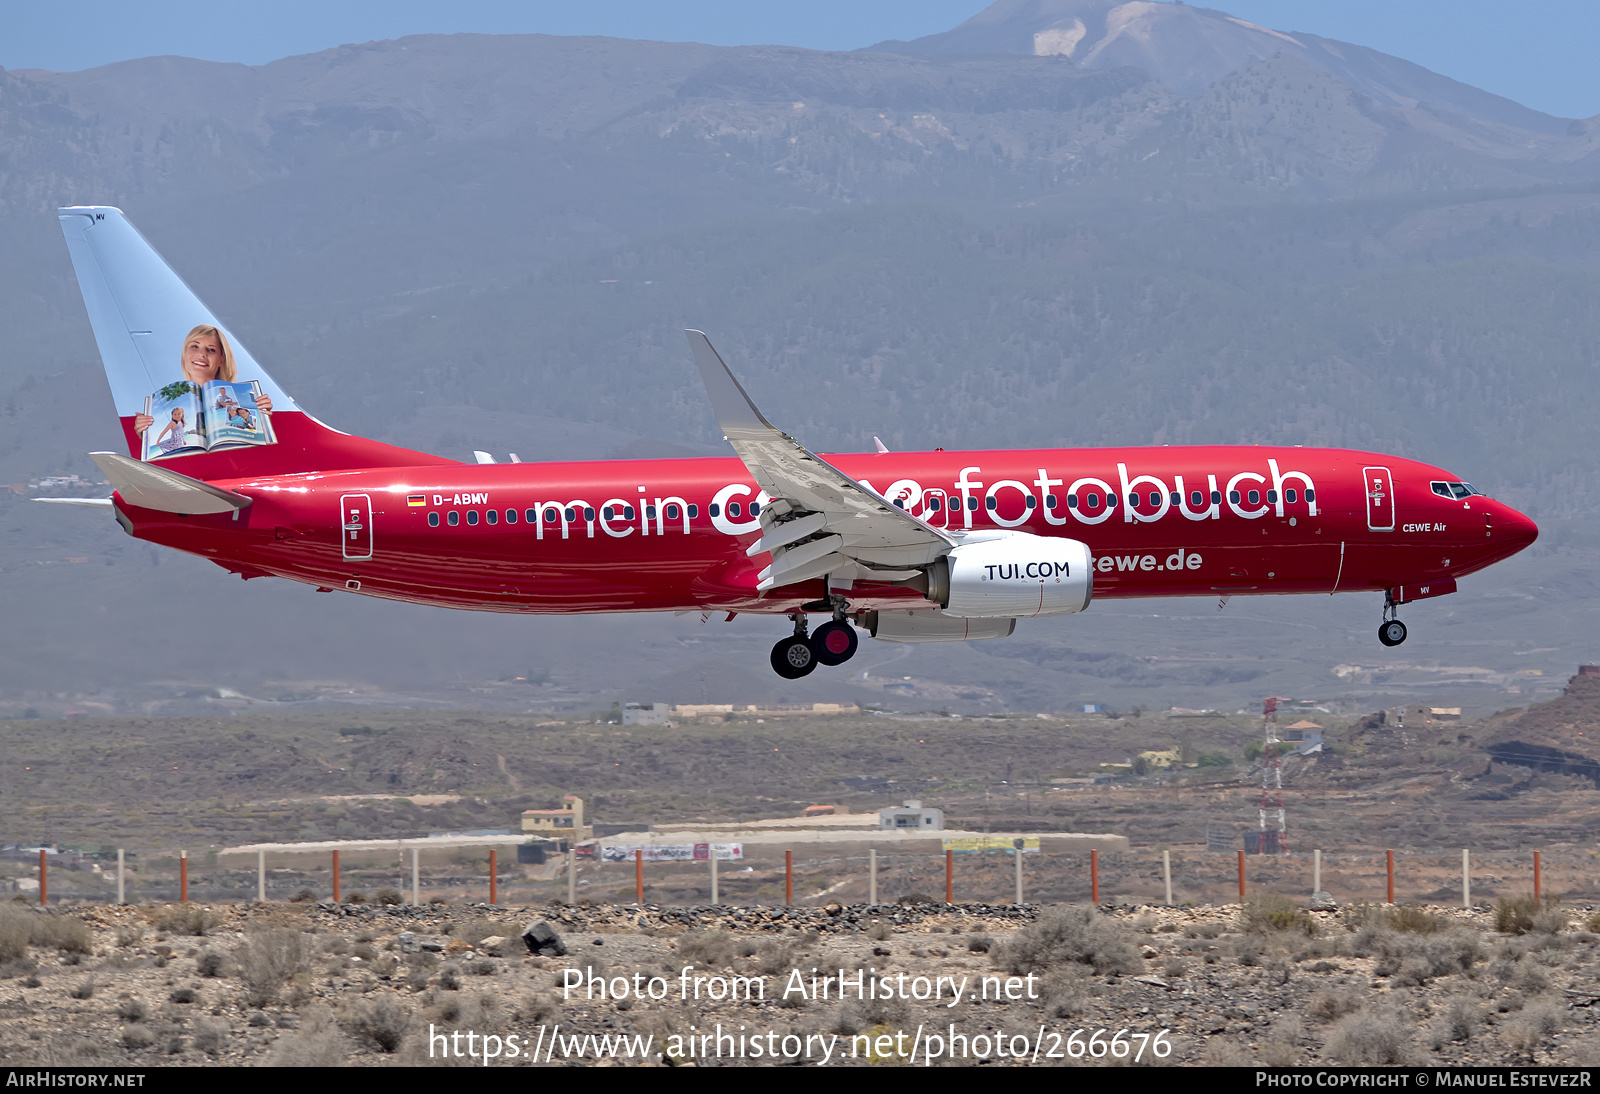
left=926, top=531, right=1093, bottom=618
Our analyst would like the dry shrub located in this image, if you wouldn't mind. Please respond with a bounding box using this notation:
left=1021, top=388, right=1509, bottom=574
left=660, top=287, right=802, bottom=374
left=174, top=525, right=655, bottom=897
left=1240, top=894, right=1315, bottom=936
left=1429, top=997, right=1481, bottom=1047
left=1496, top=895, right=1567, bottom=935
left=1387, top=905, right=1447, bottom=934
left=1503, top=996, right=1568, bottom=1051
left=192, top=1018, right=228, bottom=1056
left=375, top=887, right=403, bottom=906
left=1324, top=1006, right=1417, bottom=1065
left=1040, top=966, right=1093, bottom=1018
left=1306, top=989, right=1364, bottom=1022
left=68, top=978, right=96, bottom=1000
left=517, top=992, right=558, bottom=1023
left=755, top=939, right=795, bottom=976
left=120, top=1025, right=155, bottom=1051
left=0, top=906, right=33, bottom=962
left=344, top=996, right=412, bottom=1053
left=116, top=998, right=147, bottom=1022
left=238, top=928, right=313, bottom=1007
left=268, top=1006, right=348, bottom=1066
left=1357, top=926, right=1481, bottom=984
left=676, top=930, right=737, bottom=970
left=29, top=911, right=92, bottom=954
left=995, top=904, right=1141, bottom=976
left=156, top=905, right=220, bottom=937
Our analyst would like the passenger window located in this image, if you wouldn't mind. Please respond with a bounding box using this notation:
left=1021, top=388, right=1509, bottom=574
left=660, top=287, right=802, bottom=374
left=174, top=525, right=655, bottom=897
left=665, top=504, right=680, bottom=519
left=583, top=507, right=595, bottom=521
left=525, top=509, right=537, bottom=524
left=646, top=505, right=657, bottom=520
left=687, top=504, right=698, bottom=518
left=893, top=498, right=905, bottom=509
left=466, top=511, right=479, bottom=526
left=967, top=497, right=978, bottom=511
left=624, top=505, right=635, bottom=520
left=602, top=506, right=614, bottom=520
left=486, top=509, right=498, bottom=525
left=727, top=502, right=741, bottom=518
left=1211, top=491, right=1222, bottom=504
left=985, top=496, right=997, bottom=511
left=1067, top=494, right=1079, bottom=509
left=1025, top=495, right=1036, bottom=510
left=929, top=497, right=942, bottom=511
left=505, top=509, right=517, bottom=524
left=1247, top=490, right=1260, bottom=505
left=1190, top=491, right=1203, bottom=506
left=1228, top=491, right=1241, bottom=504
left=1266, top=490, right=1278, bottom=504
left=1105, top=494, right=1116, bottom=509
left=544, top=508, right=559, bottom=524
left=1304, top=489, right=1315, bottom=503
left=1147, top=492, right=1159, bottom=506
left=447, top=511, right=459, bottom=526
left=1045, top=495, right=1056, bottom=509
left=749, top=502, right=761, bottom=516
left=428, top=512, right=440, bottom=527
left=708, top=503, right=720, bottom=517
left=564, top=508, right=575, bottom=522
left=1169, top=492, right=1180, bottom=505
left=1285, top=489, right=1297, bottom=504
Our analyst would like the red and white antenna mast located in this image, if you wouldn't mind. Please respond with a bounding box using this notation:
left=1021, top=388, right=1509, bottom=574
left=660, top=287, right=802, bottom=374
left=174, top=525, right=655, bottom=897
left=1260, top=697, right=1286, bottom=853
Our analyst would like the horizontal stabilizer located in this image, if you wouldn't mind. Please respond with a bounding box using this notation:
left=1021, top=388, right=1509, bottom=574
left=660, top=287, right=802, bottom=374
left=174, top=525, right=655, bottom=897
left=33, top=497, right=114, bottom=507
left=90, top=451, right=251, bottom=515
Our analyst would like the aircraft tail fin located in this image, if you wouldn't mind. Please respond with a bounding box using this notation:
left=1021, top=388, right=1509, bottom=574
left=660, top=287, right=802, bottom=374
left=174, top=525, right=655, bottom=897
left=58, top=207, right=453, bottom=476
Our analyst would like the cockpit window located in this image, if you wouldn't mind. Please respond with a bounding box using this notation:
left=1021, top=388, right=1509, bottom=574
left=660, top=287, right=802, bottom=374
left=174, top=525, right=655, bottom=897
left=1431, top=481, right=1483, bottom=499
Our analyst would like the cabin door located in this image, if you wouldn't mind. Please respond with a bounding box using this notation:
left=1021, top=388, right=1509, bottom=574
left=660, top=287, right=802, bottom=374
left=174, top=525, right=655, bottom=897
left=341, top=494, right=373, bottom=560
left=1362, top=467, right=1395, bottom=532
left=922, top=488, right=949, bottom=529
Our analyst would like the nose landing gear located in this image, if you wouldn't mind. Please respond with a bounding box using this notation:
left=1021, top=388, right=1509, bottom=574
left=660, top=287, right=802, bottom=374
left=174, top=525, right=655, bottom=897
left=1377, top=592, right=1408, bottom=647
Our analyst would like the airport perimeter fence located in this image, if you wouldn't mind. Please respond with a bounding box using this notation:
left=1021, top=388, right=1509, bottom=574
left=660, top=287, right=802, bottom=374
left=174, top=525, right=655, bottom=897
left=11, top=844, right=1600, bottom=912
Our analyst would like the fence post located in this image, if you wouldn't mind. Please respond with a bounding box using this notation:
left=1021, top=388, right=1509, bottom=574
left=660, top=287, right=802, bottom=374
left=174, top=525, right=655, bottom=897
left=1313, top=848, right=1322, bottom=894
left=634, top=848, right=643, bottom=904
left=1091, top=849, right=1099, bottom=905
left=180, top=850, right=188, bottom=904
left=785, top=850, right=793, bottom=906
left=945, top=849, right=954, bottom=905
left=1386, top=849, right=1394, bottom=904
left=1462, top=848, right=1470, bottom=910
left=489, top=849, right=498, bottom=906
left=38, top=849, right=46, bottom=907
left=710, top=848, right=718, bottom=905
left=1015, top=847, right=1024, bottom=905
left=1534, top=850, right=1542, bottom=902
left=1237, top=849, right=1245, bottom=902
left=869, top=849, right=877, bottom=905
left=1163, top=849, right=1172, bottom=906
left=332, top=850, right=340, bottom=904
left=117, top=848, right=125, bottom=906
left=565, top=847, right=574, bottom=905
left=257, top=849, right=265, bottom=903
left=413, top=847, right=421, bottom=906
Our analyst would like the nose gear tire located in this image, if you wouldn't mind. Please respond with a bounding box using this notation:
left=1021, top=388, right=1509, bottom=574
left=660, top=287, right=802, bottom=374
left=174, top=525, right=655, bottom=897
left=1378, top=620, right=1408, bottom=647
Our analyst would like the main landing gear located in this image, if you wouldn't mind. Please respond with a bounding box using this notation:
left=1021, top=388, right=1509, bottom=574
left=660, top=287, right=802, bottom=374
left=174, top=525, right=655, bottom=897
left=769, top=606, right=861, bottom=679
left=1378, top=591, right=1408, bottom=647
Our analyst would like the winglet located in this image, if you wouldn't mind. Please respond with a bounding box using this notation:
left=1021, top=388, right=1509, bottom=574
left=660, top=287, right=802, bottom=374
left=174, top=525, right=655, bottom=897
left=685, top=330, right=776, bottom=439
left=90, top=451, right=251, bottom=514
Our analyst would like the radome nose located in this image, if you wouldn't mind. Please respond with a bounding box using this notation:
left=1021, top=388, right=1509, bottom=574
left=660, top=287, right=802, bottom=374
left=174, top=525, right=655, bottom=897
left=1499, top=503, right=1539, bottom=552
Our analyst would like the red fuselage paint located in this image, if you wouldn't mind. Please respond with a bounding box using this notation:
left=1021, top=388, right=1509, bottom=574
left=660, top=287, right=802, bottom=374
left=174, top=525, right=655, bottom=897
left=111, top=415, right=1538, bottom=616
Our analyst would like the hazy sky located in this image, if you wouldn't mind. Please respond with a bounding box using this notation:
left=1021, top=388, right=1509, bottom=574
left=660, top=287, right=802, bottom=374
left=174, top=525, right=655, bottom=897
left=4, top=1, right=1597, bottom=119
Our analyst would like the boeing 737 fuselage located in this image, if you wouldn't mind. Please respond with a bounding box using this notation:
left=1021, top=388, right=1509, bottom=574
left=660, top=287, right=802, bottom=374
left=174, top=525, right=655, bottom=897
left=51, top=208, right=1538, bottom=677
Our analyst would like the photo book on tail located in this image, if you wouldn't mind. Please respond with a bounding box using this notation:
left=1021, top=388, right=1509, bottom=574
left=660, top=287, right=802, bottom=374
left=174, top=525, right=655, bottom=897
left=142, top=379, right=276, bottom=461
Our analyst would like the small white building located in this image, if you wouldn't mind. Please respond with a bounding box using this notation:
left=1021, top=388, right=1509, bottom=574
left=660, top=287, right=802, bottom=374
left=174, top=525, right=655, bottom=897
left=622, top=702, right=670, bottom=726
left=878, top=799, right=944, bottom=831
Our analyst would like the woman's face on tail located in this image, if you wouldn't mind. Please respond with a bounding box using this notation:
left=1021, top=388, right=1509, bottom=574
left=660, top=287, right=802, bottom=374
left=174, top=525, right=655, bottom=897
left=183, top=335, right=225, bottom=382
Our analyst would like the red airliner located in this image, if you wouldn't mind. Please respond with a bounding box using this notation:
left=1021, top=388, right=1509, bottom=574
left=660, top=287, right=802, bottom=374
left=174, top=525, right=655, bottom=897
left=50, top=207, right=1538, bottom=678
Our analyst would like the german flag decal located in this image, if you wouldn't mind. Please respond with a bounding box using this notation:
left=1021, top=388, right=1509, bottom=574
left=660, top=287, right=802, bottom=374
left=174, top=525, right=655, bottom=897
left=407, top=495, right=427, bottom=507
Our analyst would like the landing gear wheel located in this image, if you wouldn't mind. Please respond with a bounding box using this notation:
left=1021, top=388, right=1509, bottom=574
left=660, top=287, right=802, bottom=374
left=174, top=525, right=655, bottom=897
left=811, top=621, right=859, bottom=666
left=1378, top=619, right=1408, bottom=647
left=770, top=636, right=817, bottom=679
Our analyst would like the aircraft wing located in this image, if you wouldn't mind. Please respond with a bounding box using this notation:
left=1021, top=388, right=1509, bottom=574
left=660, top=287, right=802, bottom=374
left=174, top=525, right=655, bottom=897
left=686, top=330, right=953, bottom=593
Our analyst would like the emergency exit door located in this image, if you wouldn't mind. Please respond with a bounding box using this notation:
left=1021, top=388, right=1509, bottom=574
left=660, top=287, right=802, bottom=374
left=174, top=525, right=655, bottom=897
left=1362, top=467, right=1394, bottom=532
left=341, top=494, right=373, bottom=559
